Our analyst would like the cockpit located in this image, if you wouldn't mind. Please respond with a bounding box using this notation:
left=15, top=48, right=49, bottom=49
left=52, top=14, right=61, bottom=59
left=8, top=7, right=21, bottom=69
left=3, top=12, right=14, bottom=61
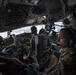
left=0, top=0, right=76, bottom=75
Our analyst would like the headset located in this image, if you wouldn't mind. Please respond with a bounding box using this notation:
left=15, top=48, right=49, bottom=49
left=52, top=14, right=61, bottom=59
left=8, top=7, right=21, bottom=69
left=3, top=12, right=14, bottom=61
left=67, top=27, right=76, bottom=46
left=0, top=36, right=4, bottom=46
left=0, top=41, right=4, bottom=46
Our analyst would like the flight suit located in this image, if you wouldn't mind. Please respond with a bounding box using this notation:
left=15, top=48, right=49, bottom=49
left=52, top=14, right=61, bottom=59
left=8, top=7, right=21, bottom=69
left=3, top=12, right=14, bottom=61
left=43, top=47, right=76, bottom=75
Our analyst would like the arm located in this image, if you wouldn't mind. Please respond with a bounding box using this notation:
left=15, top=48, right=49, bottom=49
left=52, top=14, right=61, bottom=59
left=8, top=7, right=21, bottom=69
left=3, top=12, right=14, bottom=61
left=0, top=56, right=27, bottom=73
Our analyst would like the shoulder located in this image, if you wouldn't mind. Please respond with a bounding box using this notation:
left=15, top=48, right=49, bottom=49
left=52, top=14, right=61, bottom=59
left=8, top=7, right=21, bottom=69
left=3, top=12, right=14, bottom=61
left=61, top=48, right=76, bottom=63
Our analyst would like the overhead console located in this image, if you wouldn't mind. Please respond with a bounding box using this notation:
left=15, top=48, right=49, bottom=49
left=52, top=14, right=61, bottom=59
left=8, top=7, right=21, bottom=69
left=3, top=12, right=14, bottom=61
left=0, top=0, right=75, bottom=32
left=0, top=3, right=30, bottom=31
left=6, top=3, right=30, bottom=26
left=0, top=0, right=46, bottom=32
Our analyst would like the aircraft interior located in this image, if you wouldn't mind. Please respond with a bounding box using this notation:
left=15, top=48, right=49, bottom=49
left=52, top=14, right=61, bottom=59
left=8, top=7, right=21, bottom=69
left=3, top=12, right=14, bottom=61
left=0, top=0, right=76, bottom=75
